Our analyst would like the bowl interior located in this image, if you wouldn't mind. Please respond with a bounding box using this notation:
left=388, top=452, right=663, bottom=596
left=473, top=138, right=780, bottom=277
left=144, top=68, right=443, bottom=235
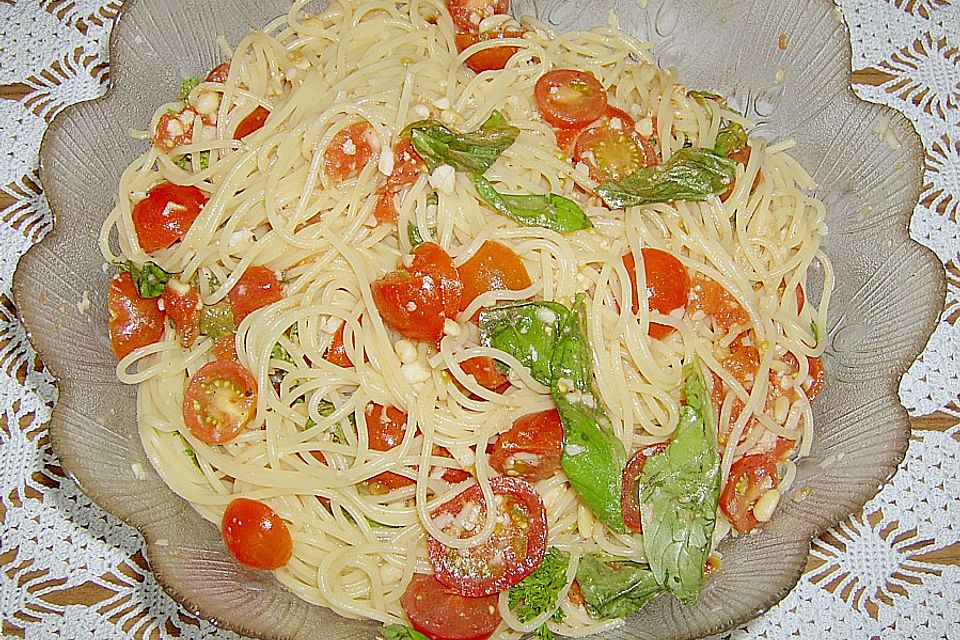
left=15, top=0, right=942, bottom=638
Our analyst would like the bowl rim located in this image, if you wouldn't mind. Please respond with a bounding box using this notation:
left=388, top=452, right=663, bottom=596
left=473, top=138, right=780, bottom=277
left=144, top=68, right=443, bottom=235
left=13, top=0, right=943, bottom=638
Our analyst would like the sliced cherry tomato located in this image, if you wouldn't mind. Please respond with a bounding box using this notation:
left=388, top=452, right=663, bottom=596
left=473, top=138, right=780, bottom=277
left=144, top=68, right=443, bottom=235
left=234, top=106, right=270, bottom=139
left=446, top=0, right=509, bottom=33
left=323, top=321, right=354, bottom=367
left=723, top=342, right=761, bottom=391
left=458, top=240, right=531, bottom=313
left=488, top=409, right=563, bottom=482
left=108, top=272, right=165, bottom=360
left=620, top=442, right=669, bottom=532
left=154, top=108, right=196, bottom=152
left=454, top=30, right=523, bottom=72
left=687, top=273, right=750, bottom=334
left=803, top=356, right=825, bottom=400
left=211, top=333, right=239, bottom=362
left=434, top=446, right=473, bottom=483
left=401, top=573, right=501, bottom=640
left=227, top=265, right=283, bottom=323
left=183, top=360, right=258, bottom=444
left=460, top=356, right=510, bottom=393
left=622, top=249, right=689, bottom=339
left=374, top=138, right=425, bottom=224
left=131, top=182, right=208, bottom=254
left=719, top=453, right=778, bottom=533
left=553, top=126, right=581, bottom=155
left=427, top=476, right=546, bottom=596
left=162, top=281, right=201, bottom=349
left=205, top=62, right=231, bottom=83
left=221, top=497, right=292, bottom=570
left=365, top=403, right=415, bottom=493
left=574, top=122, right=657, bottom=183
left=372, top=243, right=462, bottom=343
left=720, top=146, right=760, bottom=202
left=324, top=121, right=375, bottom=182
left=770, top=437, right=796, bottom=462
left=534, top=69, right=607, bottom=129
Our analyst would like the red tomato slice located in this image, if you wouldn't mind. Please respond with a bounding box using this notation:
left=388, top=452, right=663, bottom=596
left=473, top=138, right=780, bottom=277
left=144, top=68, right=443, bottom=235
left=460, top=356, right=510, bottom=393
left=770, top=437, right=796, bottom=462
left=183, top=360, right=258, bottom=444
left=622, top=249, right=689, bottom=339
left=108, top=272, right=165, bottom=360
left=132, top=182, right=208, bottom=254
left=454, top=30, right=523, bottom=72
left=620, top=442, right=669, bottom=532
left=427, top=476, right=547, bottom=596
left=162, top=281, right=201, bottom=349
left=687, top=273, right=750, bottom=335
left=234, top=106, right=270, bottom=139
left=803, top=356, right=825, bottom=400
left=446, top=0, right=509, bottom=33
left=720, top=453, right=778, bottom=533
left=574, top=121, right=657, bottom=183
left=458, top=240, right=531, bottom=313
left=488, top=409, right=563, bottom=482
left=434, top=446, right=473, bottom=483
left=534, top=69, right=608, bottom=129
left=227, top=265, right=283, bottom=323
left=374, top=138, right=425, bottom=224
left=154, top=109, right=195, bottom=152
left=323, top=321, right=354, bottom=367
left=409, top=242, right=463, bottom=319
left=211, top=333, right=239, bottom=362
left=365, top=403, right=415, bottom=493
left=401, top=573, right=501, bottom=640
left=221, top=497, right=292, bottom=570
left=205, top=62, right=231, bottom=83
left=324, top=122, right=375, bottom=182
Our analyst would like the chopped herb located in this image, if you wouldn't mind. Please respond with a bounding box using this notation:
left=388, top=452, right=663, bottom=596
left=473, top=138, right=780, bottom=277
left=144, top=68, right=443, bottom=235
left=176, top=150, right=211, bottom=171
left=179, top=434, right=200, bottom=469
left=117, top=261, right=171, bottom=298
left=508, top=547, right=570, bottom=639
left=811, top=320, right=820, bottom=346
left=407, top=222, right=424, bottom=247
left=178, top=76, right=200, bottom=103
left=382, top=624, right=430, bottom=640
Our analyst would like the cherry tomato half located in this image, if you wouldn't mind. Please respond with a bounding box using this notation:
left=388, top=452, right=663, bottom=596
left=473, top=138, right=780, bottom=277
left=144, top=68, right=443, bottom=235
left=458, top=240, right=531, bottom=313
left=205, top=62, right=231, bottom=83
left=365, top=403, right=415, bottom=493
left=460, top=356, right=510, bottom=393
left=719, top=453, right=778, bottom=533
left=374, top=138, right=425, bottom=224
left=454, top=29, right=523, bottom=73
left=183, top=359, right=258, bottom=444
left=622, top=249, right=689, bottom=339
left=620, top=442, right=669, bottom=532
left=324, top=121, right=375, bottom=182
left=488, top=409, right=563, bottom=482
left=446, top=0, right=509, bottom=33
left=108, top=272, right=165, bottom=360
left=401, top=573, right=501, bottom=640
left=323, top=321, right=354, bottom=367
left=227, top=265, right=283, bottom=323
left=221, top=497, right=292, bottom=570
left=427, top=476, right=547, bottom=596
left=574, top=121, right=657, bottom=183
left=534, top=69, right=608, bottom=129
left=132, top=182, right=208, bottom=254
left=803, top=356, right=825, bottom=401
left=162, top=281, right=201, bottom=349
left=234, top=106, right=270, bottom=139
left=687, top=273, right=751, bottom=335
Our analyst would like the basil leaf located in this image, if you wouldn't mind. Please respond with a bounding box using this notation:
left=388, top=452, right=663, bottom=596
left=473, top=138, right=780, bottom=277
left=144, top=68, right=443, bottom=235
left=198, top=301, right=236, bottom=339
left=596, top=147, right=736, bottom=209
left=118, top=261, right=171, bottom=299
left=406, top=110, right=519, bottom=174
left=407, top=222, right=424, bottom=247
left=509, top=548, right=569, bottom=631
left=714, top=121, right=747, bottom=157
left=551, top=294, right=626, bottom=533
left=177, top=150, right=211, bottom=171
left=178, top=76, right=200, bottom=103
left=638, top=359, right=721, bottom=605
left=382, top=624, right=430, bottom=640
left=575, top=554, right=662, bottom=619
left=478, top=301, right=569, bottom=386
left=811, top=319, right=820, bottom=346
left=473, top=175, right=592, bottom=233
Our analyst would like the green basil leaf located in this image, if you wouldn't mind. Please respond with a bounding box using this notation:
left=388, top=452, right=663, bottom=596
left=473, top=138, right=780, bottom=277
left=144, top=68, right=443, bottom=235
left=407, top=222, right=424, bottom=247
left=811, top=320, right=820, bottom=346
left=198, top=301, right=236, bottom=339
left=551, top=294, right=627, bottom=533
left=382, top=624, right=430, bottom=640
left=596, top=147, right=736, bottom=209
left=638, top=359, right=721, bottom=605
left=478, top=301, right=569, bottom=386
left=177, top=150, right=211, bottom=171
left=509, top=548, right=569, bottom=629
left=575, top=554, right=662, bottom=619
left=473, top=175, right=592, bottom=233
left=178, top=76, right=200, bottom=103
left=714, top=121, right=747, bottom=157
left=118, top=261, right=172, bottom=299
left=406, top=110, right=519, bottom=174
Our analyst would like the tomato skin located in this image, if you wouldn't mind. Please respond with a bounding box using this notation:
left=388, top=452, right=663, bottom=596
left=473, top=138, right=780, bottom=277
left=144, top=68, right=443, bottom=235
left=720, top=453, right=778, bottom=533
left=323, top=321, right=354, bottom=367
left=221, top=497, right=292, bottom=570
left=162, top=282, right=201, bottom=348
left=804, top=356, right=825, bottom=400
left=183, top=360, right=258, bottom=444
left=401, top=573, right=501, bottom=640
left=446, top=0, right=509, bottom=33
left=687, top=273, right=750, bottom=334
left=459, top=356, right=510, bottom=393
left=622, top=249, right=690, bottom=339
left=454, top=30, right=522, bottom=72
left=458, top=240, right=531, bottom=312
left=365, top=403, right=415, bottom=493
left=324, top=122, right=375, bottom=182
left=574, top=122, right=657, bottom=183
left=620, top=442, right=669, bottom=532
left=534, top=69, right=608, bottom=129
left=374, top=138, right=425, bottom=224
left=132, top=182, right=208, bottom=254
left=108, top=272, right=166, bottom=360
left=227, top=265, right=283, bottom=323
left=488, top=409, right=563, bottom=482
left=410, top=242, right=463, bottom=319
left=427, top=476, right=547, bottom=597
left=234, top=106, right=270, bottom=139
left=205, top=62, right=231, bottom=83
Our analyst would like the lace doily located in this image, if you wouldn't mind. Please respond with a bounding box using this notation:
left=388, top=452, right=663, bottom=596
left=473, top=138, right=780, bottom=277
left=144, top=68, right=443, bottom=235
left=1, top=1, right=957, bottom=638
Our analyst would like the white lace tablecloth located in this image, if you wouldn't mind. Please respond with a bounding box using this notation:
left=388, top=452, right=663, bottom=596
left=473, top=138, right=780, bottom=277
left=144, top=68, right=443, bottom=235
left=1, top=1, right=958, bottom=638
